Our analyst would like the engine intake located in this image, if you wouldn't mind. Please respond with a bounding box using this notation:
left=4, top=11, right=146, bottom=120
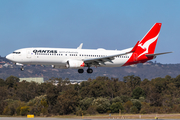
left=66, top=60, right=85, bottom=68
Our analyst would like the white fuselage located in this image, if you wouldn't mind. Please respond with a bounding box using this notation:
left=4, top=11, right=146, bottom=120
left=6, top=47, right=133, bottom=68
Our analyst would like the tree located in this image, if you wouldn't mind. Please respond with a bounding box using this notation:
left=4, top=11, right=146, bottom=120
left=79, top=97, right=94, bottom=110
left=0, top=87, right=7, bottom=100
left=132, top=87, right=145, bottom=99
left=0, top=100, right=7, bottom=114
left=80, top=77, right=114, bottom=98
left=124, top=101, right=133, bottom=113
left=92, top=97, right=110, bottom=113
left=27, top=95, right=47, bottom=116
left=5, top=76, right=19, bottom=88
left=0, top=78, right=6, bottom=87
left=16, top=81, right=39, bottom=102
left=133, top=101, right=141, bottom=112
left=123, top=75, right=141, bottom=90
left=86, top=105, right=97, bottom=115
left=140, top=102, right=150, bottom=114
left=149, top=92, right=162, bottom=106
left=46, top=83, right=58, bottom=106
left=20, top=106, right=29, bottom=116
left=3, top=99, right=25, bottom=116
left=111, top=96, right=122, bottom=104
left=120, top=95, right=130, bottom=103
left=173, top=75, right=180, bottom=88
left=130, top=106, right=138, bottom=114
left=56, top=89, right=80, bottom=115
left=1, top=74, right=180, bottom=115
left=151, top=77, right=167, bottom=93
left=110, top=102, right=123, bottom=113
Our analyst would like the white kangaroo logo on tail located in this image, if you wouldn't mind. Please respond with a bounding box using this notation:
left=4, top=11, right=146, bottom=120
left=138, top=34, right=159, bottom=58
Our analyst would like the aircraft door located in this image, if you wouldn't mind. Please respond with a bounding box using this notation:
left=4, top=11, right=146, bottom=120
left=26, top=50, right=31, bottom=58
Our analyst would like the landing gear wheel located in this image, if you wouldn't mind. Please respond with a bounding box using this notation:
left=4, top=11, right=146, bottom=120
left=21, top=66, right=24, bottom=71
left=87, top=68, right=93, bottom=73
left=78, top=69, right=84, bottom=73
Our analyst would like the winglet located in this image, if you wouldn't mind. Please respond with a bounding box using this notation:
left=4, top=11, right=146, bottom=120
left=77, top=43, right=83, bottom=49
left=129, top=41, right=139, bottom=53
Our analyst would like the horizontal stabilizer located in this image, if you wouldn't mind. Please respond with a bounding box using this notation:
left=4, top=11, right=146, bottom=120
left=145, top=52, right=172, bottom=57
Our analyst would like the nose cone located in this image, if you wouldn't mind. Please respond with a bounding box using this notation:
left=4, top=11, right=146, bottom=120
left=6, top=54, right=13, bottom=61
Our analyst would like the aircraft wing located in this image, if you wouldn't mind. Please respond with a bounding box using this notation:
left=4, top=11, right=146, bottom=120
left=83, top=52, right=131, bottom=66
left=83, top=41, right=139, bottom=66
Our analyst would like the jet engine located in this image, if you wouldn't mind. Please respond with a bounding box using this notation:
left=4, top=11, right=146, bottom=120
left=51, top=65, right=67, bottom=69
left=66, top=60, right=85, bottom=68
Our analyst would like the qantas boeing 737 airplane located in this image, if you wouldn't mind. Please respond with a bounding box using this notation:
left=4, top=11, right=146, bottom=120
left=6, top=23, right=171, bottom=73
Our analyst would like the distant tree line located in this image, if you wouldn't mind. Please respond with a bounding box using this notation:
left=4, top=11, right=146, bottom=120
left=0, top=75, right=180, bottom=116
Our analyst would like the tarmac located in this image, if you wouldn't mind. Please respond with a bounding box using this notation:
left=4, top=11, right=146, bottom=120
left=0, top=118, right=179, bottom=120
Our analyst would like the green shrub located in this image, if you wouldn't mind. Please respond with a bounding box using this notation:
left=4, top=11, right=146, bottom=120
left=20, top=106, right=29, bottom=116
left=86, top=105, right=97, bottom=115
left=110, top=102, right=123, bottom=113
left=130, top=106, right=138, bottom=114
left=92, top=97, right=110, bottom=113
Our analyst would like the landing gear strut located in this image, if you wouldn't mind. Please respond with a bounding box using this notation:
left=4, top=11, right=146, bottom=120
left=87, top=68, right=93, bottom=74
left=78, top=69, right=84, bottom=73
left=21, top=66, right=24, bottom=71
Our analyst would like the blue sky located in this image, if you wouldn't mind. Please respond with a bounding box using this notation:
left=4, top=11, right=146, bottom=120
left=0, top=0, right=179, bottom=63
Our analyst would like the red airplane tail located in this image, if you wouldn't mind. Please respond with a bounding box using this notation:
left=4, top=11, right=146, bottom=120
left=136, top=23, right=162, bottom=58
left=124, top=23, right=162, bottom=66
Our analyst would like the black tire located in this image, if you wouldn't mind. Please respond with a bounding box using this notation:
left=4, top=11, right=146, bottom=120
left=87, top=68, right=93, bottom=73
left=78, top=69, right=84, bottom=73
left=21, top=66, right=24, bottom=71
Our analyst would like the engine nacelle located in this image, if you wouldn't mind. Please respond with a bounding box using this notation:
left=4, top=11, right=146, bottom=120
left=66, top=60, right=85, bottom=68
left=15, top=63, right=23, bottom=66
left=52, top=65, right=67, bottom=69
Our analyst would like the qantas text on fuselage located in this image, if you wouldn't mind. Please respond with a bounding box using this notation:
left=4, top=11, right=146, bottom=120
left=6, top=23, right=172, bottom=73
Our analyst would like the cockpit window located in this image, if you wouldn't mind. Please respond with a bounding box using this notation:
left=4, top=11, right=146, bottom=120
left=13, top=52, right=21, bottom=54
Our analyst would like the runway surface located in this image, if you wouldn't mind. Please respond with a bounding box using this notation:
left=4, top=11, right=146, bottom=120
left=0, top=118, right=179, bottom=120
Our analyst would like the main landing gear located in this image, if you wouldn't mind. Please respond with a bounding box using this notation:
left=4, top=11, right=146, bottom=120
left=87, top=68, right=93, bottom=73
left=78, top=69, right=84, bottom=73
left=78, top=68, right=93, bottom=74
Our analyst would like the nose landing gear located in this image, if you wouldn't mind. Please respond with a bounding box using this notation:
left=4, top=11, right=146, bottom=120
left=21, top=66, right=24, bottom=71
